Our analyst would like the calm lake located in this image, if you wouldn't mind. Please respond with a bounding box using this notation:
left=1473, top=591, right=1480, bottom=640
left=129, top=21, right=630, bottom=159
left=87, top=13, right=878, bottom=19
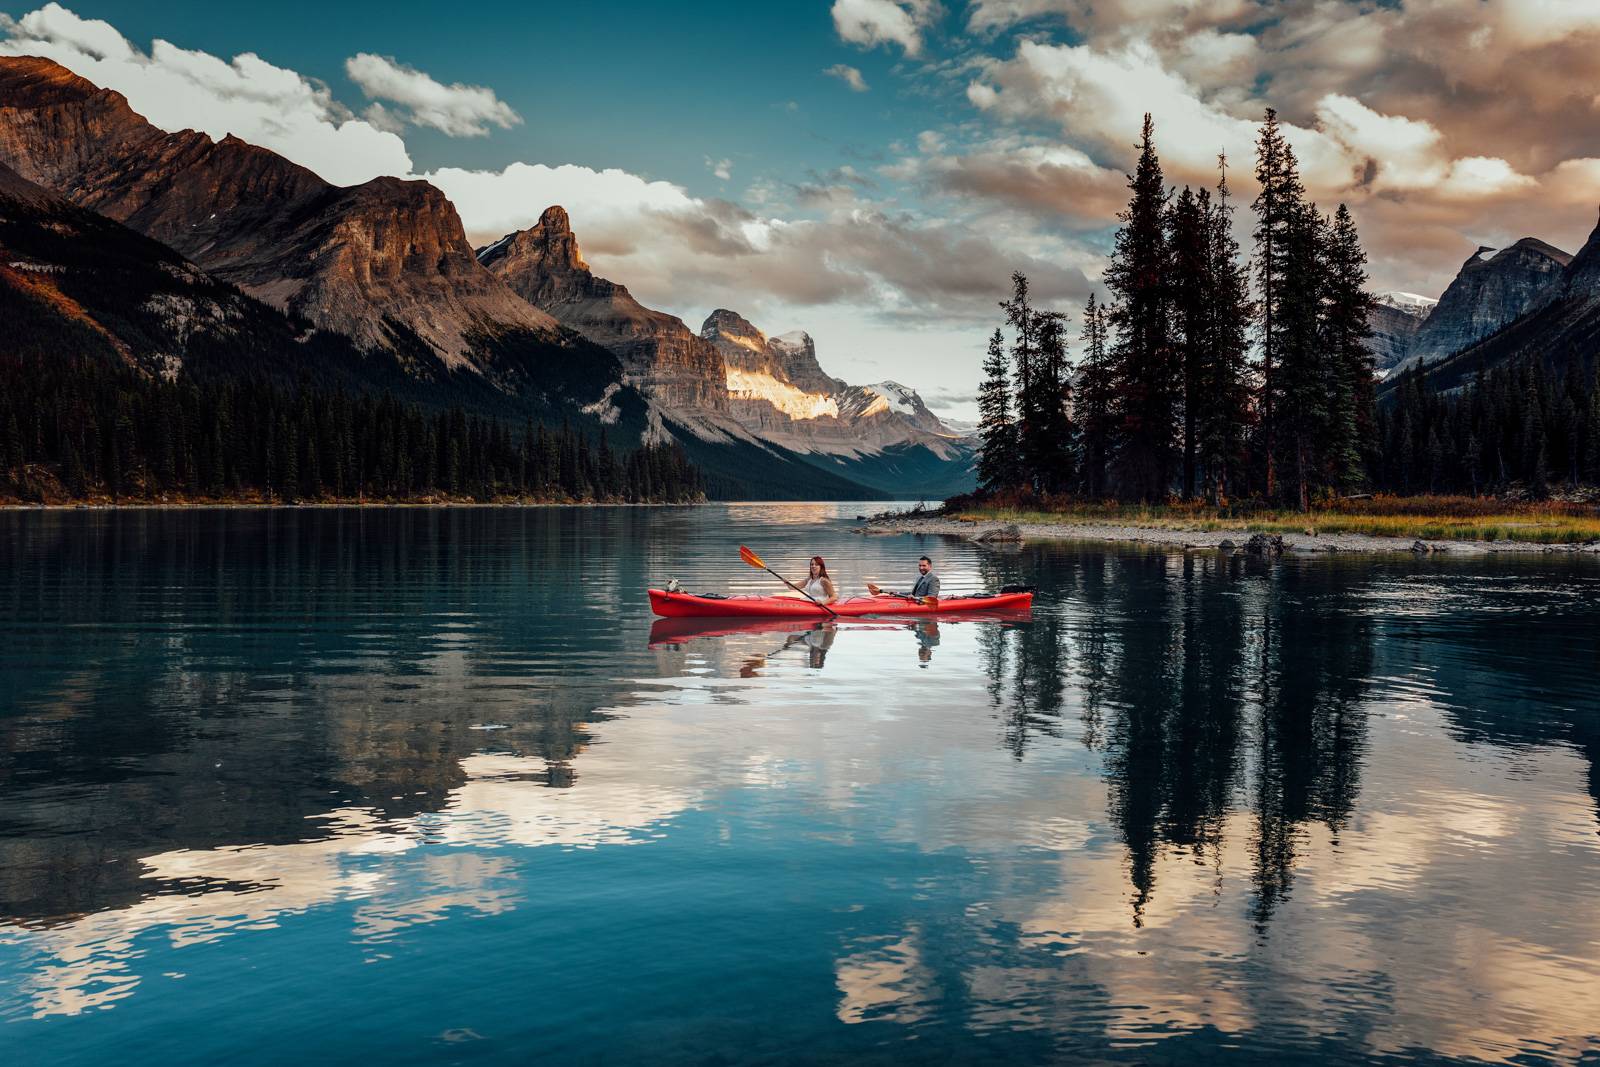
left=2, top=504, right=1599, bottom=1065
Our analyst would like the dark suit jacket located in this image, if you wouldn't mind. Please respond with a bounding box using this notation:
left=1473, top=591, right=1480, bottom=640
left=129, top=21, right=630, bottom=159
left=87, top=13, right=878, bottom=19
left=889, top=573, right=939, bottom=599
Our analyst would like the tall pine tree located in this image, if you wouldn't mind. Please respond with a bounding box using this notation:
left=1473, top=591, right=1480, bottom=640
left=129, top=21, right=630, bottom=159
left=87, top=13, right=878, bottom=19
left=976, top=326, right=1018, bottom=492
left=1076, top=293, right=1115, bottom=499
left=1274, top=199, right=1330, bottom=510
left=1197, top=156, right=1252, bottom=504
left=1252, top=108, right=1303, bottom=500
left=1321, top=203, right=1377, bottom=494
left=1168, top=184, right=1210, bottom=500
left=1105, top=113, right=1178, bottom=502
left=1028, top=310, right=1078, bottom=492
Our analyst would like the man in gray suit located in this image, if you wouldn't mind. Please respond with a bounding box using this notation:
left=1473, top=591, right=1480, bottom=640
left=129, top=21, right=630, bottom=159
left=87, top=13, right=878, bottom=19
left=867, top=555, right=940, bottom=603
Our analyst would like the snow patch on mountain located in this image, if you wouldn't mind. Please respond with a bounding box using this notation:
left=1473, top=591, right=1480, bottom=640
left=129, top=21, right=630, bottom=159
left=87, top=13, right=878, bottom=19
left=864, top=381, right=919, bottom=417
left=769, top=330, right=811, bottom=353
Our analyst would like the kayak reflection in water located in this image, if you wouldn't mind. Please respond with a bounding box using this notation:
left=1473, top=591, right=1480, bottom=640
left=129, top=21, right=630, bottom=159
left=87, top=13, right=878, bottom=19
left=867, top=554, right=940, bottom=604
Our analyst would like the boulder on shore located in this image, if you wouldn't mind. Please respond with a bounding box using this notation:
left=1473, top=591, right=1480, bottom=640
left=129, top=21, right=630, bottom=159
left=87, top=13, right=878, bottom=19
left=972, top=524, right=1024, bottom=544
left=1246, top=533, right=1285, bottom=556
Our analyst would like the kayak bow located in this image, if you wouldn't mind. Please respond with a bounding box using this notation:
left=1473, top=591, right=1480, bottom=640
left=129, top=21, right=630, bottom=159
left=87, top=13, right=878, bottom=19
left=648, top=588, right=1033, bottom=619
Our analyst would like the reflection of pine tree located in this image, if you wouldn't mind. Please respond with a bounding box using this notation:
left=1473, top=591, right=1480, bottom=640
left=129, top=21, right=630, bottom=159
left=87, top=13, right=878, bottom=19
left=1074, top=552, right=1111, bottom=753
left=1164, top=554, right=1246, bottom=863
left=1247, top=563, right=1374, bottom=927
left=999, top=608, right=1069, bottom=761
left=1099, top=551, right=1180, bottom=925
left=978, top=622, right=1009, bottom=714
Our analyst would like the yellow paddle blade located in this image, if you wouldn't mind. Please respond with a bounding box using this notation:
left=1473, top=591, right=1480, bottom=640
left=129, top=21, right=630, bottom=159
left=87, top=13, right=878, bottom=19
left=739, top=545, right=766, bottom=569
left=924, top=596, right=939, bottom=611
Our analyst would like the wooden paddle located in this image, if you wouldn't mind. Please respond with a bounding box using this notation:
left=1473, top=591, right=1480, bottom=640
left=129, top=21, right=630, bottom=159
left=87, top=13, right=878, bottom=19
left=739, top=545, right=839, bottom=618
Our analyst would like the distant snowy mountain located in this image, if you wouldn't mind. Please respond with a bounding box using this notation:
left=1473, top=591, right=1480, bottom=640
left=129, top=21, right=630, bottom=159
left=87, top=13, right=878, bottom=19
left=1375, top=291, right=1437, bottom=318
left=1367, top=291, right=1440, bottom=375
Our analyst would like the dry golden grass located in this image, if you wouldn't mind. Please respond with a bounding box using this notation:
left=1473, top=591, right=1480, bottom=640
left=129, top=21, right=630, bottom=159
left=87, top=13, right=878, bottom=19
left=948, top=495, right=1600, bottom=545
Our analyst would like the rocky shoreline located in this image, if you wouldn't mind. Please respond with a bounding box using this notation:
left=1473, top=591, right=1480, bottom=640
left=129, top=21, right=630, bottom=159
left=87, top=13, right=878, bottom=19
left=862, top=514, right=1600, bottom=556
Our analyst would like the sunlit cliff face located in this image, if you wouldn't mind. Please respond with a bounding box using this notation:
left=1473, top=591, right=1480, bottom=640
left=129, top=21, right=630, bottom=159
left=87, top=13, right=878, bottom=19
left=725, top=368, right=841, bottom=420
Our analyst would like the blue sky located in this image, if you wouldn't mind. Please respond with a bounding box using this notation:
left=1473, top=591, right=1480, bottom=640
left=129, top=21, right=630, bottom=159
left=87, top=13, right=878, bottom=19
left=57, top=0, right=948, bottom=187
left=6, top=1, right=1600, bottom=418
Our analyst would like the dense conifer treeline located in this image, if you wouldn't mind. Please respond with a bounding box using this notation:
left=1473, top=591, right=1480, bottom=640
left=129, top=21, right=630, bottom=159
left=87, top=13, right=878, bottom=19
left=1378, top=360, right=1600, bottom=495
left=0, top=353, right=704, bottom=504
left=977, top=110, right=1400, bottom=510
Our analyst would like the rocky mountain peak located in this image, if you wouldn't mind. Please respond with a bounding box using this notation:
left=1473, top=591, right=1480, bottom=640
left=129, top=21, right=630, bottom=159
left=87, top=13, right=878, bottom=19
left=701, top=310, right=837, bottom=394
left=1509, top=236, right=1571, bottom=259
left=771, top=329, right=811, bottom=349
left=526, top=204, right=586, bottom=269
left=0, top=55, right=562, bottom=369
left=1367, top=292, right=1437, bottom=373
left=478, top=205, right=608, bottom=308
left=700, top=309, right=766, bottom=349
left=477, top=207, right=728, bottom=411
left=1395, top=234, right=1572, bottom=372
left=0, top=55, right=101, bottom=106
left=538, top=204, right=572, bottom=233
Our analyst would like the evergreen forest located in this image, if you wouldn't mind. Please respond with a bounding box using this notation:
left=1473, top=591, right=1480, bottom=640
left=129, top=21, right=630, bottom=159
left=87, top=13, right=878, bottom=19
left=0, top=352, right=704, bottom=505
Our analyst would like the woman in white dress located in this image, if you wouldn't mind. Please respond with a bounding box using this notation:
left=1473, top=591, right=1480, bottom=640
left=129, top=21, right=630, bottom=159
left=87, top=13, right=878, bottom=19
left=800, top=555, right=838, bottom=606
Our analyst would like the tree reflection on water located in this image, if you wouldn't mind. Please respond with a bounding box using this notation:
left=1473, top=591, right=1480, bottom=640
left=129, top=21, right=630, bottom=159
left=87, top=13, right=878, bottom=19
left=979, top=547, right=1376, bottom=927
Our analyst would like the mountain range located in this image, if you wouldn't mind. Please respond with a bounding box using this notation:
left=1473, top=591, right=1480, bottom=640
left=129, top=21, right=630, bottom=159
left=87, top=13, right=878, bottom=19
left=0, top=56, right=974, bottom=500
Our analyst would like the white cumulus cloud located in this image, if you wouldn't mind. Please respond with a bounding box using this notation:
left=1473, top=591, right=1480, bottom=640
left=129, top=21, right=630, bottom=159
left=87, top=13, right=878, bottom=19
left=344, top=52, right=520, bottom=137
left=831, top=0, right=936, bottom=56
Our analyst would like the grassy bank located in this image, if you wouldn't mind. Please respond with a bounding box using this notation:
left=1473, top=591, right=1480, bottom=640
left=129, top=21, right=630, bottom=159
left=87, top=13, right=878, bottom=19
left=940, top=495, right=1600, bottom=545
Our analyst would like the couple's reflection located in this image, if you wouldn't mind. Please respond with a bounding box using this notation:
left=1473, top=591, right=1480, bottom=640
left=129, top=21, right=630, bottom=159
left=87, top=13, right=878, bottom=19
left=648, top=616, right=961, bottom=675
left=752, top=623, right=838, bottom=674
left=743, top=619, right=941, bottom=674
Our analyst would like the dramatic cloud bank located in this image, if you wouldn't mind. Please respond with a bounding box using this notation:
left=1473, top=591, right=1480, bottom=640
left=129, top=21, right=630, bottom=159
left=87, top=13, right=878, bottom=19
left=954, top=0, right=1600, bottom=294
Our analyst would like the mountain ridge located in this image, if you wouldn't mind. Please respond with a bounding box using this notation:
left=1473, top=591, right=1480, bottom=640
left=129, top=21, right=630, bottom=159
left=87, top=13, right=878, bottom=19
left=1381, top=212, right=1600, bottom=395
left=482, top=207, right=975, bottom=494
left=0, top=55, right=566, bottom=370
left=1390, top=237, right=1572, bottom=376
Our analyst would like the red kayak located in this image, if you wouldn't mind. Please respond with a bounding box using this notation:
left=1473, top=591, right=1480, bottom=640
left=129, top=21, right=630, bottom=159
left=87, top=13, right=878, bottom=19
left=648, top=588, right=1034, bottom=619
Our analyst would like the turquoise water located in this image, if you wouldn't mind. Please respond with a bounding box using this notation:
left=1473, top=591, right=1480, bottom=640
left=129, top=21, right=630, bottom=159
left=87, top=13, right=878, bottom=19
left=2, top=505, right=1599, bottom=1065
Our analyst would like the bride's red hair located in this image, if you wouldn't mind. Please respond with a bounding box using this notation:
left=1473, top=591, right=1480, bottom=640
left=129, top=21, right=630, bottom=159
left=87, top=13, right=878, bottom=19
left=810, top=555, right=829, bottom=578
